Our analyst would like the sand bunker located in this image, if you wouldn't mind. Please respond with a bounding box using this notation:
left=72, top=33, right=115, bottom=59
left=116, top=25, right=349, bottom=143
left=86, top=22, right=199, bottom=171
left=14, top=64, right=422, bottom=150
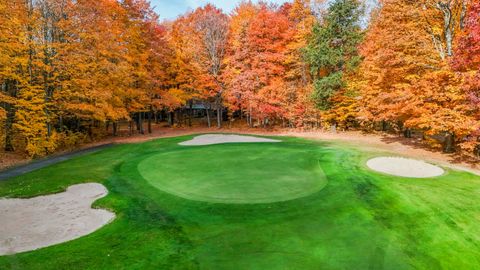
left=179, top=134, right=281, bottom=146
left=367, top=157, right=445, bottom=178
left=0, top=183, right=115, bottom=256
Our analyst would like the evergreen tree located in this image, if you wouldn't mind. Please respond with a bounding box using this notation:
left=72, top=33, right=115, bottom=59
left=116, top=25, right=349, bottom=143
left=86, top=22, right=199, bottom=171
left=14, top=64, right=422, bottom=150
left=304, top=0, right=363, bottom=111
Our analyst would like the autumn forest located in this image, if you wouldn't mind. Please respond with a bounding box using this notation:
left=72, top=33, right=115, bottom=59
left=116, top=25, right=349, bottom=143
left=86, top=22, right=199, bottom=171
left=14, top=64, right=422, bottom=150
left=1, top=0, right=479, bottom=158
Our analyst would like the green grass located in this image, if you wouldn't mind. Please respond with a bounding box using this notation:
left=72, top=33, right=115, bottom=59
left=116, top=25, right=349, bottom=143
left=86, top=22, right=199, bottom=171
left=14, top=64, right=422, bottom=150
left=0, top=134, right=479, bottom=269
left=138, top=143, right=327, bottom=203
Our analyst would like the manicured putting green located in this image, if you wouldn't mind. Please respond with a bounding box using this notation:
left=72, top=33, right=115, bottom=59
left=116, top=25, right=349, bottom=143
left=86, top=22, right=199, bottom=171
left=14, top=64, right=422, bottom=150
left=138, top=144, right=327, bottom=203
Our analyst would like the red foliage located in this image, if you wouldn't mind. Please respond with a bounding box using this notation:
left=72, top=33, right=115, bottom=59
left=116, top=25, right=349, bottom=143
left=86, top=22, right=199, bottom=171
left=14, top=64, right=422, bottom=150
left=453, top=2, right=480, bottom=71
left=454, top=2, right=480, bottom=136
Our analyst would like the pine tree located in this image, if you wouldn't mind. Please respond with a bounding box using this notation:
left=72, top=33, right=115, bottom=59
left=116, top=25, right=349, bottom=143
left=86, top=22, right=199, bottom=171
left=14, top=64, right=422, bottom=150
left=304, top=0, right=364, bottom=112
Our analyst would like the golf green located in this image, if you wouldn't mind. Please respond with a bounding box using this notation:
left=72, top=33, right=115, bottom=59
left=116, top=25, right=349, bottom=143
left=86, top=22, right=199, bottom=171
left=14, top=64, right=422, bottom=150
left=138, top=144, right=327, bottom=203
left=0, top=134, right=479, bottom=270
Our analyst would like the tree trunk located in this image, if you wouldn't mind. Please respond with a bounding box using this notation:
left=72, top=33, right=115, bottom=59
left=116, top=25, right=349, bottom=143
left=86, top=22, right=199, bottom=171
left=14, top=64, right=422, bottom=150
left=188, top=101, right=193, bottom=127
left=248, top=106, right=253, bottom=128
left=175, top=110, right=181, bottom=126
left=330, top=122, right=337, bottom=133
left=59, top=115, right=63, bottom=132
left=217, top=106, right=222, bottom=128
left=404, top=128, right=412, bottom=138
left=88, top=120, right=93, bottom=140
left=460, top=0, right=467, bottom=29
left=113, top=122, right=118, bottom=136
left=168, top=111, right=174, bottom=126
left=135, top=113, right=140, bottom=131
left=4, top=103, right=15, bottom=152
left=445, top=26, right=453, bottom=57
left=443, top=132, right=455, bottom=153
left=215, top=95, right=222, bottom=128
left=206, top=105, right=211, bottom=128
left=437, top=2, right=454, bottom=57
left=139, top=112, right=144, bottom=134
left=47, top=121, right=52, bottom=137
left=474, top=144, right=480, bottom=158
left=148, top=111, right=152, bottom=134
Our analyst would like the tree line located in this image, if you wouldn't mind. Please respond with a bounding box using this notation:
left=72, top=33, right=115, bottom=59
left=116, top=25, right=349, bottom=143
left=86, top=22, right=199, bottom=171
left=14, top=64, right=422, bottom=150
left=1, top=0, right=479, bottom=157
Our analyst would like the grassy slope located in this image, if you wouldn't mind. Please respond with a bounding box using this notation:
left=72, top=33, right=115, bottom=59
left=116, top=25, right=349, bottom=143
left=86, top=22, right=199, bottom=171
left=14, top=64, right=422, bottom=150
left=0, top=135, right=479, bottom=269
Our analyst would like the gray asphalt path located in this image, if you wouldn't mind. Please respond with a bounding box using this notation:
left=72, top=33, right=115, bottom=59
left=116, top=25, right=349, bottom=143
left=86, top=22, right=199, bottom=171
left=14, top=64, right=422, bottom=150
left=0, top=144, right=114, bottom=181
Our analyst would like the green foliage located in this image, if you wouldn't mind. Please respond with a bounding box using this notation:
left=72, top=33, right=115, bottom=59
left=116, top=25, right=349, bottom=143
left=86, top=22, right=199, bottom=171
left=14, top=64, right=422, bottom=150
left=312, top=71, right=344, bottom=110
left=304, top=0, right=364, bottom=110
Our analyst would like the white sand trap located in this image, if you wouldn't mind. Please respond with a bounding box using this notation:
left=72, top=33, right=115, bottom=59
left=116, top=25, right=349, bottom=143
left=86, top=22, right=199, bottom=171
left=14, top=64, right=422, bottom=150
left=179, top=134, right=281, bottom=146
left=367, top=157, right=445, bottom=178
left=0, top=183, right=115, bottom=256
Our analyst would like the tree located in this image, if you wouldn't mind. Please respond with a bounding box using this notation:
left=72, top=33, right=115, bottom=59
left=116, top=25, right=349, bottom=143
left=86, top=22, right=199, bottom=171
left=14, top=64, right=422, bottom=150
left=404, top=68, right=475, bottom=152
left=223, top=1, right=259, bottom=126
left=304, top=0, right=364, bottom=128
left=191, top=5, right=229, bottom=128
left=453, top=1, right=480, bottom=152
left=58, top=0, right=129, bottom=128
left=0, top=0, right=174, bottom=156
left=143, top=21, right=172, bottom=133
left=168, top=5, right=229, bottom=128
left=224, top=1, right=319, bottom=128
left=454, top=1, right=480, bottom=69
left=357, top=0, right=476, bottom=152
left=0, top=0, right=57, bottom=156
left=245, top=4, right=293, bottom=126
left=422, top=0, right=468, bottom=59
left=283, top=0, right=319, bottom=128
left=356, top=0, right=440, bottom=129
left=0, top=0, right=28, bottom=151
left=167, top=13, right=208, bottom=127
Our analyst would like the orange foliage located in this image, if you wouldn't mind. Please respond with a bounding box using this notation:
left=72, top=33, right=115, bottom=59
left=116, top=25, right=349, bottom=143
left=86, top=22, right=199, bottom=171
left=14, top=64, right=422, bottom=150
left=2, top=0, right=480, bottom=156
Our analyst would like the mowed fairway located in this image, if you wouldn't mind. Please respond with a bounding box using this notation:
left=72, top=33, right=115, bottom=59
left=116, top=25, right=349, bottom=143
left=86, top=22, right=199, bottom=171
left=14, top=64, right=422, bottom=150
left=0, top=135, right=479, bottom=269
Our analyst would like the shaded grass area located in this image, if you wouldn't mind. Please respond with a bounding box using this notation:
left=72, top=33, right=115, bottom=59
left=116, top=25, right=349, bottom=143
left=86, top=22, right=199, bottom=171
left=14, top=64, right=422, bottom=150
left=0, top=135, right=479, bottom=269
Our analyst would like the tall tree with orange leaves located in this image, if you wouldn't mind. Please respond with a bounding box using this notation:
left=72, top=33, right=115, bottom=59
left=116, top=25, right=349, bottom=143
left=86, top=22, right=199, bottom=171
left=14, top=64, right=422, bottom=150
left=0, top=0, right=173, bottom=156
left=0, top=0, right=26, bottom=151
left=283, top=0, right=319, bottom=128
left=356, top=0, right=440, bottom=130
left=357, top=0, right=475, bottom=152
left=0, top=0, right=58, bottom=156
left=168, top=5, right=229, bottom=127
left=191, top=5, right=229, bottom=128
left=224, top=1, right=318, bottom=128
left=168, top=14, right=203, bottom=119
left=223, top=2, right=259, bottom=126
left=422, top=0, right=468, bottom=59
left=246, top=4, right=293, bottom=125
left=58, top=0, right=129, bottom=132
